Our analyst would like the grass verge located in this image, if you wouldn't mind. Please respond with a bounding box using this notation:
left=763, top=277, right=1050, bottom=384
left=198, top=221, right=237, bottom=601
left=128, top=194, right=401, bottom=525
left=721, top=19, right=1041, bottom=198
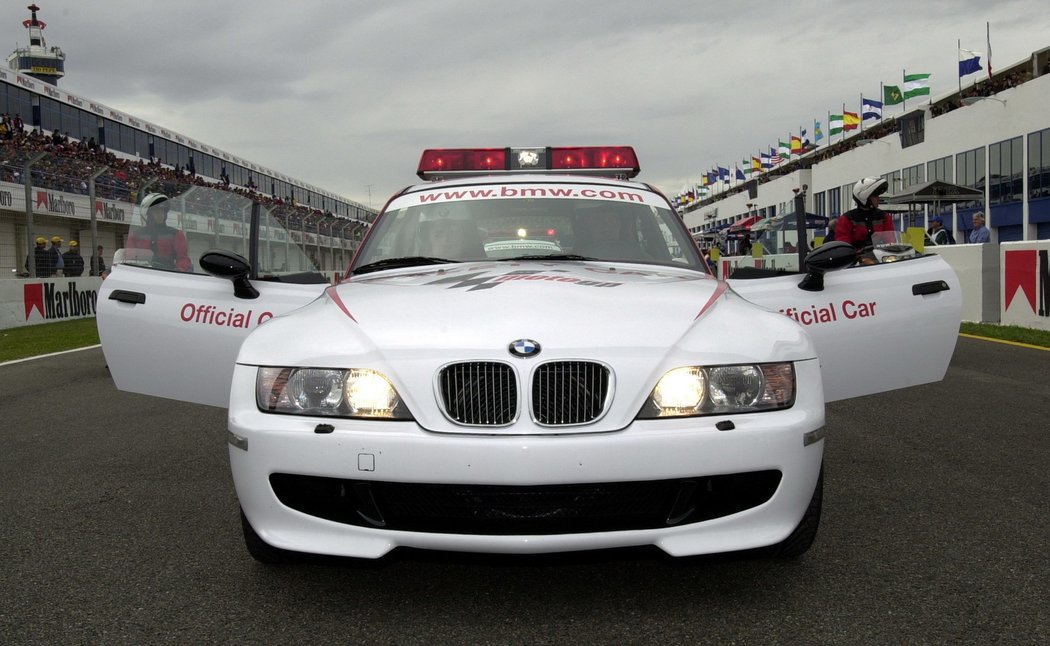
left=0, top=317, right=1046, bottom=364
left=960, top=321, right=1050, bottom=348
left=0, top=317, right=101, bottom=363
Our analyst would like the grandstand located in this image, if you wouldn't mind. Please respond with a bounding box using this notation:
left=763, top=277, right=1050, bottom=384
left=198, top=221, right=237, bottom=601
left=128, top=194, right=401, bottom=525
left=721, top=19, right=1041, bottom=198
left=0, top=6, right=375, bottom=279
left=682, top=44, right=1050, bottom=251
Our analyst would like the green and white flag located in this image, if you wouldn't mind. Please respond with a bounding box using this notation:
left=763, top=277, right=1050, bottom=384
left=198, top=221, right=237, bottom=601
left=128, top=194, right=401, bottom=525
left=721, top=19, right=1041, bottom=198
left=884, top=85, right=904, bottom=105
left=903, top=73, right=931, bottom=99
left=829, top=114, right=844, bottom=135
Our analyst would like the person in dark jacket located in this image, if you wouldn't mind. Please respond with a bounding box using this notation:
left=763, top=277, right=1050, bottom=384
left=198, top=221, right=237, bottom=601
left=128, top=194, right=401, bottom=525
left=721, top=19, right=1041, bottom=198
left=25, top=236, right=51, bottom=277
left=63, top=240, right=85, bottom=276
left=90, top=244, right=107, bottom=277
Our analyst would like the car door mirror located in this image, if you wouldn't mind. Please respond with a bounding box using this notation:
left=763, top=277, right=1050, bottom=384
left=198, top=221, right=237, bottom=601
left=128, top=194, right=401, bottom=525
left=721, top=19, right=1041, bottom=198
left=199, top=249, right=260, bottom=300
left=797, top=242, right=856, bottom=292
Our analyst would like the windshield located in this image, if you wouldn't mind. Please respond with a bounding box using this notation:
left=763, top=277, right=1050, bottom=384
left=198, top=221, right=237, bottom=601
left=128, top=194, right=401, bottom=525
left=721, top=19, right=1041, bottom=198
left=871, top=230, right=907, bottom=246
left=352, top=183, right=703, bottom=273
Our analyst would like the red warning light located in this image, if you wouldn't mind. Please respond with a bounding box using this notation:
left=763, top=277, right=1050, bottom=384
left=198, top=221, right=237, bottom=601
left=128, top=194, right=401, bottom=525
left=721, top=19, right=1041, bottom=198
left=417, top=146, right=639, bottom=179
left=417, top=149, right=507, bottom=178
left=549, top=147, right=639, bottom=176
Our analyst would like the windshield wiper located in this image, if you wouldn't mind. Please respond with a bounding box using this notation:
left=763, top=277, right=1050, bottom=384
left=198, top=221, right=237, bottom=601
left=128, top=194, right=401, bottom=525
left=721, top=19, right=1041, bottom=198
left=492, top=254, right=596, bottom=262
left=352, top=256, right=455, bottom=275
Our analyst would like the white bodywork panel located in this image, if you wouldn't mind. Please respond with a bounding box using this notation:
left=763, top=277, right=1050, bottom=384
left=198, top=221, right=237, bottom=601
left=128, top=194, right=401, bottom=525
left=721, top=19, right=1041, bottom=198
left=97, top=264, right=326, bottom=407
left=730, top=253, right=961, bottom=402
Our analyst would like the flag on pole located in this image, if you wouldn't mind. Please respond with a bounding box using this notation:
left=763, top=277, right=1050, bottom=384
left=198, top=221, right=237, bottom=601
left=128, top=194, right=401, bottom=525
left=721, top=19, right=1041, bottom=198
left=760, top=151, right=772, bottom=169
left=735, top=166, right=745, bottom=181
left=814, top=121, right=824, bottom=142
left=742, top=158, right=752, bottom=175
left=790, top=134, right=802, bottom=156
left=769, top=147, right=781, bottom=165
left=717, top=166, right=730, bottom=183
left=862, top=97, right=883, bottom=120
left=829, top=114, right=844, bottom=136
left=903, top=73, right=931, bottom=99
left=751, top=156, right=762, bottom=172
left=843, top=111, right=860, bottom=131
left=959, top=49, right=983, bottom=77
left=987, top=22, right=993, bottom=79
left=883, top=85, right=904, bottom=105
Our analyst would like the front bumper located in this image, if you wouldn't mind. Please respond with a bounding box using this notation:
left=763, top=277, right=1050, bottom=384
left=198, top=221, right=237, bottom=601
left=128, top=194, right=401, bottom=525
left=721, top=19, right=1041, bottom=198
left=228, top=359, right=826, bottom=559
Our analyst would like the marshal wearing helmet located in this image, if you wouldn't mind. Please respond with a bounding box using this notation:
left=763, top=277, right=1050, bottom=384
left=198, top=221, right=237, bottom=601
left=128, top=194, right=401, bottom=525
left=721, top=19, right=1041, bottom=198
left=125, top=193, right=192, bottom=272
left=835, top=177, right=894, bottom=250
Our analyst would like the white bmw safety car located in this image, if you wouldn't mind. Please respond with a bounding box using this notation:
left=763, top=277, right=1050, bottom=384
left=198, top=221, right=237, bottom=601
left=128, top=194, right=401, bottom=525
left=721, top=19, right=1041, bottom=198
left=98, top=146, right=962, bottom=563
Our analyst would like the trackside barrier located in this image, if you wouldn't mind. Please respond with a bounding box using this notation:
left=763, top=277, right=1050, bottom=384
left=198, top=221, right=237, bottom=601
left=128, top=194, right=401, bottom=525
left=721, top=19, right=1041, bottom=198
left=1, top=271, right=342, bottom=330
left=999, top=240, right=1050, bottom=331
left=3, top=243, right=1047, bottom=330
left=1, top=277, right=104, bottom=330
left=721, top=240, right=1050, bottom=330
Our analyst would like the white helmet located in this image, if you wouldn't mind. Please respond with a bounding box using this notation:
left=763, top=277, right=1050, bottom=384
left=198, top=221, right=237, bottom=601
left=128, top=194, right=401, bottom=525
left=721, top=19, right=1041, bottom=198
left=141, top=193, right=170, bottom=211
left=852, top=177, right=888, bottom=207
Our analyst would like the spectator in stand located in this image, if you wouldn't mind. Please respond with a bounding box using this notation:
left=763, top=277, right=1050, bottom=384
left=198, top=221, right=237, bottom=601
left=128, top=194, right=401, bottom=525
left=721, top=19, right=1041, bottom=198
left=63, top=240, right=85, bottom=276
left=968, top=214, right=990, bottom=243
left=91, top=244, right=107, bottom=277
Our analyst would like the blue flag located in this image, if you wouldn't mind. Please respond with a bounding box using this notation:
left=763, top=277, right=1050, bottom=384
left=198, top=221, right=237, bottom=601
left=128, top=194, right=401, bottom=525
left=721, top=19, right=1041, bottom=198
left=959, top=54, right=982, bottom=77
left=862, top=97, right=883, bottom=121
left=735, top=167, right=745, bottom=181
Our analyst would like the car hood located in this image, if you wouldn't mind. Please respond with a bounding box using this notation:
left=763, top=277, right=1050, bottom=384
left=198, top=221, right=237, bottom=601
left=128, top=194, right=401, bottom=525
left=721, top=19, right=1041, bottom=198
left=237, top=261, right=814, bottom=433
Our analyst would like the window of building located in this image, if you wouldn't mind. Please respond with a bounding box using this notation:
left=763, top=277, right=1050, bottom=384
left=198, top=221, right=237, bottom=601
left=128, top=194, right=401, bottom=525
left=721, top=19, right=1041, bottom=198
left=1029, top=128, right=1050, bottom=200
left=828, top=187, right=841, bottom=216
left=989, top=136, right=1023, bottom=205
left=956, top=146, right=986, bottom=211
left=927, top=156, right=952, bottom=183
left=902, top=164, right=924, bottom=190
left=39, top=96, right=61, bottom=134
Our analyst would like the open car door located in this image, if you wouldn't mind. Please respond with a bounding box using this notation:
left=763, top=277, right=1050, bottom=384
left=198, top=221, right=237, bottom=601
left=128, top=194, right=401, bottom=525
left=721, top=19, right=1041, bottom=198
left=729, top=247, right=962, bottom=403
left=97, top=187, right=337, bottom=407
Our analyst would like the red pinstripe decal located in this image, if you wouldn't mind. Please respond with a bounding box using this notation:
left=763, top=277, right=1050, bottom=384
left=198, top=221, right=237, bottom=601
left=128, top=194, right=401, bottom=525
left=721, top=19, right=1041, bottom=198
left=696, top=281, right=727, bottom=319
left=325, top=285, right=357, bottom=322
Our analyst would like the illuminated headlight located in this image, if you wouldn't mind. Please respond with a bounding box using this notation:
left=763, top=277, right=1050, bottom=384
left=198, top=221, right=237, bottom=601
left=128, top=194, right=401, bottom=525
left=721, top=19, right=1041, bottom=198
left=256, top=367, right=413, bottom=419
left=637, top=363, right=795, bottom=418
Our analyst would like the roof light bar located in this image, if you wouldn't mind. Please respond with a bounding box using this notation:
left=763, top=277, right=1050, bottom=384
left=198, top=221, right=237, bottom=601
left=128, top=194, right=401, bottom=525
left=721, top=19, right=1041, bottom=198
left=417, top=146, right=640, bottom=180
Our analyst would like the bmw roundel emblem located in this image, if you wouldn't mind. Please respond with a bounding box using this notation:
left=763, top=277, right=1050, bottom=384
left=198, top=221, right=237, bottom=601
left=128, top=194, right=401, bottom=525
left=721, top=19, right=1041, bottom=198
left=509, top=339, right=541, bottom=358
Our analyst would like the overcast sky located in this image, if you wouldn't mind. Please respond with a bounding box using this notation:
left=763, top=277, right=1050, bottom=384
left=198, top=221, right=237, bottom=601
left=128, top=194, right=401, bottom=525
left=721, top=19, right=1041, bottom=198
left=5, top=1, right=1049, bottom=209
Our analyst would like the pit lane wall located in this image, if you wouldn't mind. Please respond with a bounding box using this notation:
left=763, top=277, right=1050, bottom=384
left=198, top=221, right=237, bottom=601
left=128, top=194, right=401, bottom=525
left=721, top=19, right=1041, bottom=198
left=719, top=240, right=1050, bottom=331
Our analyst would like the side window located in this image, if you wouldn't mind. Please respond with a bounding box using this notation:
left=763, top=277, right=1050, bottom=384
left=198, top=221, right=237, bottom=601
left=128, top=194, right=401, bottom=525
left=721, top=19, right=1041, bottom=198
left=120, top=186, right=320, bottom=277
left=257, top=207, right=325, bottom=277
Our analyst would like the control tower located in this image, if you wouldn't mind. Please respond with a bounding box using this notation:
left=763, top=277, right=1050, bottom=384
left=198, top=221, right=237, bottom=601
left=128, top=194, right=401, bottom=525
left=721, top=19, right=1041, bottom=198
left=7, top=4, right=65, bottom=85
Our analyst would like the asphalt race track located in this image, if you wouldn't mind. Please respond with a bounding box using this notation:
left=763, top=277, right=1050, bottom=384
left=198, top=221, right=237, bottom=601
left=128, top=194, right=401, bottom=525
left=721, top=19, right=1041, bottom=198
left=1, top=339, right=1047, bottom=643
